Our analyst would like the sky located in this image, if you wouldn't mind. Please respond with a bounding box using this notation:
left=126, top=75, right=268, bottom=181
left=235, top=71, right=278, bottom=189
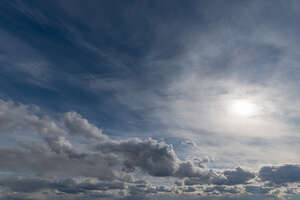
left=1, top=0, right=300, bottom=199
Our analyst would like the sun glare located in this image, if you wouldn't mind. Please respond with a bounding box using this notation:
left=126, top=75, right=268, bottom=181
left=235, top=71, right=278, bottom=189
left=230, top=100, right=257, bottom=117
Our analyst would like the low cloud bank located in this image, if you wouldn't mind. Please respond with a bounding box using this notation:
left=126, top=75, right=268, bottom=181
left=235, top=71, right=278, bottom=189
left=0, top=99, right=300, bottom=199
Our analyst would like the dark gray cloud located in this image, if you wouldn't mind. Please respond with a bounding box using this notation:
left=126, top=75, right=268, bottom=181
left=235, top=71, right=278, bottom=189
left=96, top=138, right=181, bottom=176
left=223, top=167, right=255, bottom=185
left=0, top=176, right=267, bottom=200
left=0, top=99, right=256, bottom=186
left=183, top=167, right=255, bottom=186
left=259, top=164, right=300, bottom=185
left=0, top=144, right=123, bottom=180
left=244, top=185, right=272, bottom=195
left=0, top=176, right=127, bottom=200
left=203, top=185, right=243, bottom=195
left=0, top=177, right=125, bottom=194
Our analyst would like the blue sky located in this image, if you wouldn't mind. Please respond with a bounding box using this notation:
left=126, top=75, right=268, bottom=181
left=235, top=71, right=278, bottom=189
left=2, top=0, right=300, bottom=199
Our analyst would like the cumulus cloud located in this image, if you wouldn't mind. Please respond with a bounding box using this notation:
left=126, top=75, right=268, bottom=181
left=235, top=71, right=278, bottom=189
left=96, top=138, right=179, bottom=176
left=222, top=167, right=255, bottom=185
left=2, top=99, right=300, bottom=199
left=0, top=176, right=258, bottom=200
left=259, top=164, right=300, bottom=185
left=0, top=99, right=65, bottom=136
left=0, top=99, right=255, bottom=186
left=0, top=144, right=124, bottom=180
left=182, top=167, right=255, bottom=186
left=63, top=112, right=108, bottom=140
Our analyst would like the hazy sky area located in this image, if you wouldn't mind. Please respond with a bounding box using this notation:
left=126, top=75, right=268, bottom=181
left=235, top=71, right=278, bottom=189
left=2, top=0, right=300, bottom=199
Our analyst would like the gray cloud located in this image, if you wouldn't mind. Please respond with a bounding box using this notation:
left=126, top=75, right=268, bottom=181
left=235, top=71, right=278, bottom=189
left=0, top=144, right=123, bottom=180
left=202, top=185, right=244, bottom=195
left=182, top=167, right=254, bottom=186
left=96, top=138, right=179, bottom=176
left=0, top=99, right=64, bottom=136
left=2, top=98, right=300, bottom=200
left=244, top=185, right=271, bottom=195
left=222, top=167, right=255, bottom=185
left=0, top=98, right=256, bottom=186
left=259, top=164, right=300, bottom=185
left=0, top=177, right=125, bottom=194
left=63, top=112, right=108, bottom=140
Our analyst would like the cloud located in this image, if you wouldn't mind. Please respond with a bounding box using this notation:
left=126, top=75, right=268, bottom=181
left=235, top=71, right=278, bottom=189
left=0, top=98, right=257, bottom=186
left=0, top=144, right=124, bottom=180
left=63, top=112, right=107, bottom=140
left=259, top=164, right=300, bottom=185
left=0, top=176, right=262, bottom=200
left=222, top=167, right=255, bottom=185
left=244, top=185, right=271, bottom=194
left=0, top=99, right=65, bottom=136
left=182, top=167, right=255, bottom=186
left=2, top=1, right=300, bottom=200
left=2, top=98, right=300, bottom=200
left=96, top=138, right=179, bottom=176
left=0, top=176, right=127, bottom=200
left=0, top=177, right=125, bottom=194
left=95, top=135, right=255, bottom=185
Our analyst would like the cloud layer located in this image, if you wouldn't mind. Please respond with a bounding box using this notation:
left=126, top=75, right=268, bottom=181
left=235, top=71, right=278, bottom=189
left=0, top=99, right=300, bottom=199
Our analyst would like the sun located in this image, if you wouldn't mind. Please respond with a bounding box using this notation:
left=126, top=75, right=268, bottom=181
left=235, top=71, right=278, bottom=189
left=230, top=99, right=257, bottom=117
